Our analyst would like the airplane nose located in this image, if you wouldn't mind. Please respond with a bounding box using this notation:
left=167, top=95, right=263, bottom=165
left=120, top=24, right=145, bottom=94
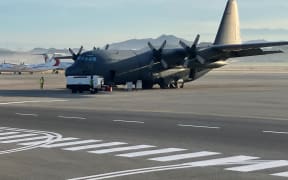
left=65, top=66, right=76, bottom=76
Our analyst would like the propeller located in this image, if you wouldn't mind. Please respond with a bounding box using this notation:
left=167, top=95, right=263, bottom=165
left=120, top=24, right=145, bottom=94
left=148, top=40, right=168, bottom=69
left=104, top=44, right=110, bottom=50
left=69, top=46, right=83, bottom=61
left=93, top=44, right=109, bottom=51
left=179, top=34, right=205, bottom=66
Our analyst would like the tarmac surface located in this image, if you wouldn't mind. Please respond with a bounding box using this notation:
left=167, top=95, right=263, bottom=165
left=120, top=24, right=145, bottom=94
left=0, top=66, right=288, bottom=180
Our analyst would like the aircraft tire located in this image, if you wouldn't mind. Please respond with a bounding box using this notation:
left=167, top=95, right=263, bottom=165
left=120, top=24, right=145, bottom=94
left=142, top=81, right=154, bottom=89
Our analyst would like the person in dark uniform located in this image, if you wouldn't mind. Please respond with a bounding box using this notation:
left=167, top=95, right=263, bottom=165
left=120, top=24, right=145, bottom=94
left=40, top=76, right=44, bottom=89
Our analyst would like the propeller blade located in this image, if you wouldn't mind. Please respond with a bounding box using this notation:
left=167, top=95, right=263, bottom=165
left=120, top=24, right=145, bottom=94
left=193, top=34, right=200, bottom=47
left=77, top=46, right=83, bottom=56
left=196, top=55, right=205, bottom=64
left=161, top=59, right=168, bottom=69
left=179, top=40, right=189, bottom=50
left=105, top=44, right=110, bottom=50
left=159, top=40, right=167, bottom=50
left=68, top=48, right=76, bottom=56
left=148, top=42, right=155, bottom=51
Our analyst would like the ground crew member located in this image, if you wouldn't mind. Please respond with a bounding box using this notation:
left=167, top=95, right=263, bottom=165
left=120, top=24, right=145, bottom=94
left=40, top=76, right=44, bottom=89
left=90, top=76, right=94, bottom=90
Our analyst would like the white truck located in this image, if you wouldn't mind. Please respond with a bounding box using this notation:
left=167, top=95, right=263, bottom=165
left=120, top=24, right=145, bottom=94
left=66, top=75, right=104, bottom=94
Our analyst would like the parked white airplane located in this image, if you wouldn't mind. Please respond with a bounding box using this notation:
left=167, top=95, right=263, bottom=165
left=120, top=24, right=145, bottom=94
left=0, top=53, right=73, bottom=73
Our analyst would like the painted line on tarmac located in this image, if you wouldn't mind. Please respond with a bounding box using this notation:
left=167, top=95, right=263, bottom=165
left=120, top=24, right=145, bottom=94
left=113, top=120, right=145, bottom=124
left=93, top=108, right=288, bottom=122
left=0, top=127, right=63, bottom=155
left=15, top=113, right=38, bottom=117
left=178, top=124, right=221, bottom=129
left=67, top=156, right=259, bottom=180
left=272, top=171, right=288, bottom=177
left=263, top=130, right=288, bottom=135
left=58, top=116, right=87, bottom=120
left=0, top=100, right=68, bottom=105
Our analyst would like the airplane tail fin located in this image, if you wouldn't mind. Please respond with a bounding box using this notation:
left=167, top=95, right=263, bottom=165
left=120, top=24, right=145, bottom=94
left=214, top=0, right=242, bottom=45
left=42, top=54, right=49, bottom=63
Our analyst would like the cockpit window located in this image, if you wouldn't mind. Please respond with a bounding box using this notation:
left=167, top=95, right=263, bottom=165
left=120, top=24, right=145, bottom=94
left=78, top=55, right=97, bottom=62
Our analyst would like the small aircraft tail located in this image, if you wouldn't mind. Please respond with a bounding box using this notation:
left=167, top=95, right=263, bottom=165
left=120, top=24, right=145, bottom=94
left=214, top=0, right=242, bottom=45
left=41, top=54, right=49, bottom=63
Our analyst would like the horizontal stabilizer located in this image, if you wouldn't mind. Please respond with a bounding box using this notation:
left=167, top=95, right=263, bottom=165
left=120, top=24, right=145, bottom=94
left=212, top=41, right=288, bottom=52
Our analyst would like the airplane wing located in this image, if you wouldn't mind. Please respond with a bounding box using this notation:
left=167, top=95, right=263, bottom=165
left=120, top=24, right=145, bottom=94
left=211, top=41, right=288, bottom=52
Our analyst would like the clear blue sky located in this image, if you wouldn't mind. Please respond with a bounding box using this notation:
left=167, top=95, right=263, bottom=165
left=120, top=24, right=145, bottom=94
left=0, top=0, right=287, bottom=50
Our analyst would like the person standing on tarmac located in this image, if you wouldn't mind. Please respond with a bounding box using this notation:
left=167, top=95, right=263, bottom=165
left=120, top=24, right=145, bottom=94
left=40, top=76, right=45, bottom=89
left=90, top=76, right=94, bottom=92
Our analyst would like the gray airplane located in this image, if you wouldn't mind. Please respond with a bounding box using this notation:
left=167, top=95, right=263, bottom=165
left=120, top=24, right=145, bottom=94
left=65, top=0, right=288, bottom=89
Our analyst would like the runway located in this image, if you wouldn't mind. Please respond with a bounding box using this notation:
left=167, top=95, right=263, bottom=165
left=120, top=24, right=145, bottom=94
left=0, top=69, right=288, bottom=180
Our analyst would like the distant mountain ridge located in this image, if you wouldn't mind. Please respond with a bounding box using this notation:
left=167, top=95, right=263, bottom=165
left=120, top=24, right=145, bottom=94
left=0, top=34, right=287, bottom=64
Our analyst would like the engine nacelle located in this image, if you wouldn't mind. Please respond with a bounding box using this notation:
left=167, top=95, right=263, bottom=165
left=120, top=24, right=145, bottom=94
left=203, top=61, right=228, bottom=68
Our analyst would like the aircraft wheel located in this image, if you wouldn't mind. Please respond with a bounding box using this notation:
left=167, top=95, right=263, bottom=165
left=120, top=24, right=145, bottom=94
left=142, top=81, right=154, bottom=89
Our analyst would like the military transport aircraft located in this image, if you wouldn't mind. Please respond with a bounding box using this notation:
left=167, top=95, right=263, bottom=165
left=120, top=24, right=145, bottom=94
left=64, top=0, right=288, bottom=89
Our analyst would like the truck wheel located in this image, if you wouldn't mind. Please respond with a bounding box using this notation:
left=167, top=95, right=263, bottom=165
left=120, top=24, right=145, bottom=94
left=90, top=89, right=95, bottom=94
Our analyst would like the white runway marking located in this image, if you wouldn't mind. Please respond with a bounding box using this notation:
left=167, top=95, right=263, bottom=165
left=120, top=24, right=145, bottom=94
left=117, top=148, right=186, bottom=158
left=113, top=120, right=145, bottom=124
left=64, top=142, right=127, bottom=151
left=185, top=155, right=259, bottom=167
left=58, top=116, right=87, bottom=120
left=272, top=171, right=288, bottom=177
left=149, top=151, right=221, bottom=162
left=178, top=124, right=220, bottom=129
left=20, top=137, right=78, bottom=146
left=0, top=133, right=37, bottom=140
left=0, top=126, right=63, bottom=155
left=263, top=130, right=288, bottom=135
left=68, top=156, right=259, bottom=180
left=41, top=139, right=100, bottom=148
left=226, top=160, right=288, bottom=172
left=1, top=136, right=47, bottom=143
left=0, top=132, right=20, bottom=136
left=88, top=145, right=155, bottom=154
left=15, top=113, right=38, bottom=117
left=0, top=100, right=68, bottom=105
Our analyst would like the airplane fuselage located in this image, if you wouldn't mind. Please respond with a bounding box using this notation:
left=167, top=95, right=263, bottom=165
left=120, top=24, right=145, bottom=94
left=65, top=48, right=213, bottom=88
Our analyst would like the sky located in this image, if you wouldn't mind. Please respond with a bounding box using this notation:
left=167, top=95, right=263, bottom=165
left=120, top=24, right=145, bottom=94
left=0, top=0, right=287, bottom=50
